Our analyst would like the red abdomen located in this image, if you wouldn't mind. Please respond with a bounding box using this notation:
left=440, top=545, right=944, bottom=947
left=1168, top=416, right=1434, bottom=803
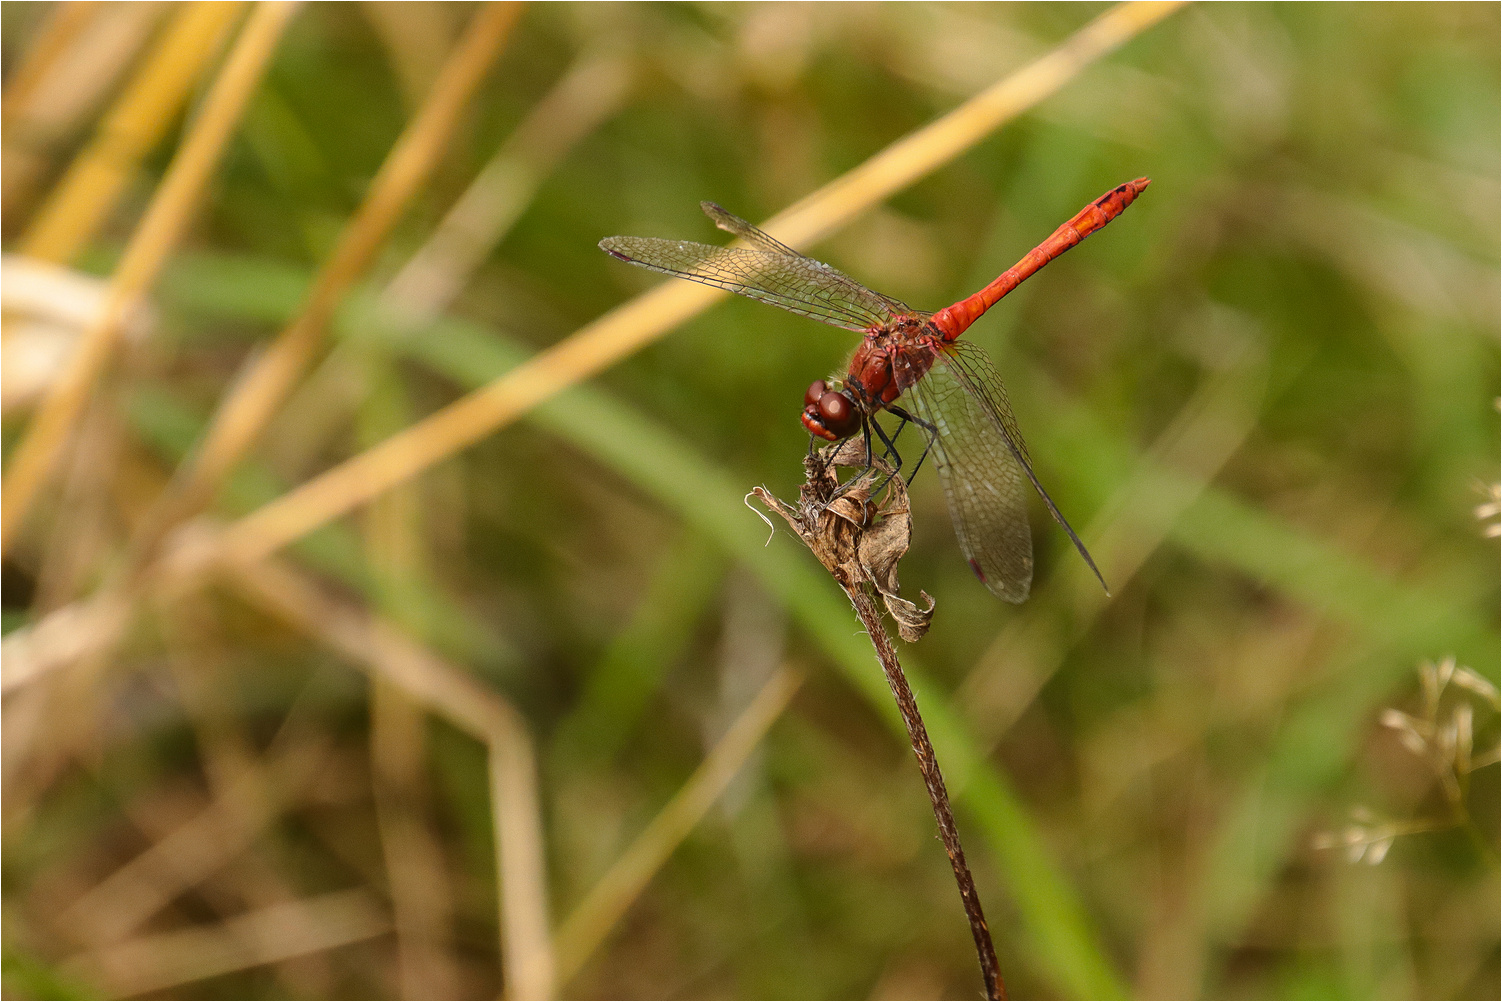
left=931, top=177, right=1150, bottom=340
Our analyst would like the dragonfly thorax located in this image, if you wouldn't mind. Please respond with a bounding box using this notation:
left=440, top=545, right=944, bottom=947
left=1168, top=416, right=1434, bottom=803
left=847, top=325, right=943, bottom=409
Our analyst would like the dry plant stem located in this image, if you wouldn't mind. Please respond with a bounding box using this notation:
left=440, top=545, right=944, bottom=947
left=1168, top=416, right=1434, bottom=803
left=18, top=1, right=247, bottom=264
left=361, top=376, right=461, bottom=998
left=758, top=0, right=1182, bottom=249
left=0, top=1, right=103, bottom=128
left=0, top=588, right=132, bottom=694
left=488, top=732, right=554, bottom=1000
left=34, top=393, right=121, bottom=612
left=213, top=0, right=1183, bottom=566
left=58, top=727, right=335, bottom=946
left=371, top=678, right=462, bottom=999
left=261, top=47, right=629, bottom=478
left=383, top=48, right=634, bottom=320
left=0, top=0, right=295, bottom=557
left=552, top=665, right=804, bottom=987
left=849, top=586, right=1005, bottom=1000
left=751, top=449, right=989, bottom=994
left=1, top=4, right=163, bottom=219
left=132, top=0, right=523, bottom=561
left=60, top=888, right=392, bottom=998
left=216, top=547, right=556, bottom=1001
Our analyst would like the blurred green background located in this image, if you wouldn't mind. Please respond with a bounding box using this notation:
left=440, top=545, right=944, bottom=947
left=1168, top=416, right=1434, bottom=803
left=2, top=2, right=1497, bottom=999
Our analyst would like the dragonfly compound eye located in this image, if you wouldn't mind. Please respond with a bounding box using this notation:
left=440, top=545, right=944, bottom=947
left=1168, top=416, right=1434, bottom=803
left=818, top=390, right=859, bottom=437
left=804, top=379, right=828, bottom=408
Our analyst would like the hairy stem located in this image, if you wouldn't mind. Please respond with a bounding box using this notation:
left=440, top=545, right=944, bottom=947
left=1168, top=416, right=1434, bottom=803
left=846, top=583, right=1004, bottom=1000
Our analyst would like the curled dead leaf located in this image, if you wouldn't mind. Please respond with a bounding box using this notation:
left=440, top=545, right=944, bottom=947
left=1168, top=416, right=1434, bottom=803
left=751, top=440, right=934, bottom=641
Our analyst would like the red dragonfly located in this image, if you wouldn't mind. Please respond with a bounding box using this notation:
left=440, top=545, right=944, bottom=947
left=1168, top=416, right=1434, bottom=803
left=600, top=179, right=1149, bottom=602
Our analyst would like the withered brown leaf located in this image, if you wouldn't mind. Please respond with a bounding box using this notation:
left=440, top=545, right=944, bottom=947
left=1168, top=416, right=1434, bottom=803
left=751, top=440, right=934, bottom=642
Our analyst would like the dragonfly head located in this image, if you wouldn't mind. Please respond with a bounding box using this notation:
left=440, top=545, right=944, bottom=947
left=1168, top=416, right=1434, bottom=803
left=801, top=379, right=861, bottom=441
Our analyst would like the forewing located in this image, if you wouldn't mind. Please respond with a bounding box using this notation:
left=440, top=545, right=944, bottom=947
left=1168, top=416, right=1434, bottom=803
left=700, top=202, right=803, bottom=256
left=697, top=203, right=911, bottom=322
left=601, top=208, right=908, bottom=331
left=908, top=350, right=1035, bottom=602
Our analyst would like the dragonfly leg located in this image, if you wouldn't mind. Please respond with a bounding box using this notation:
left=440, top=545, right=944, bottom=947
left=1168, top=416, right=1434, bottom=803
left=868, top=415, right=911, bottom=495
left=887, top=405, right=937, bottom=485
left=875, top=413, right=909, bottom=465
left=826, top=420, right=878, bottom=503
left=870, top=416, right=902, bottom=466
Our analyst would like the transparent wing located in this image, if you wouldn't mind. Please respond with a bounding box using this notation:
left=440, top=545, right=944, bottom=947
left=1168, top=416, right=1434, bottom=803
left=699, top=202, right=804, bottom=256
left=599, top=205, right=907, bottom=332
left=907, top=349, right=1035, bottom=602
left=699, top=204, right=912, bottom=324
left=908, top=341, right=1107, bottom=602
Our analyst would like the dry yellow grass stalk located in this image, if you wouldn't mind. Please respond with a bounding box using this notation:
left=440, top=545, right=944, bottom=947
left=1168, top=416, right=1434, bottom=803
left=0, top=588, right=130, bottom=694
left=0, top=1, right=105, bottom=128
left=552, top=664, right=804, bottom=987
left=371, top=676, right=462, bottom=999
left=61, top=889, right=391, bottom=998
left=217, top=0, right=1185, bottom=567
left=490, top=726, right=555, bottom=1000
left=57, top=724, right=335, bottom=946
left=0, top=1, right=295, bottom=557
left=258, top=45, right=628, bottom=480
left=148, top=1, right=523, bottom=541
left=759, top=0, right=1184, bottom=248
left=384, top=47, right=635, bottom=320
left=360, top=2, right=462, bottom=112
left=247, top=46, right=627, bottom=481
left=220, top=549, right=556, bottom=1001
left=362, top=407, right=462, bottom=998
left=17, top=1, right=248, bottom=264
left=0, top=2, right=161, bottom=217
